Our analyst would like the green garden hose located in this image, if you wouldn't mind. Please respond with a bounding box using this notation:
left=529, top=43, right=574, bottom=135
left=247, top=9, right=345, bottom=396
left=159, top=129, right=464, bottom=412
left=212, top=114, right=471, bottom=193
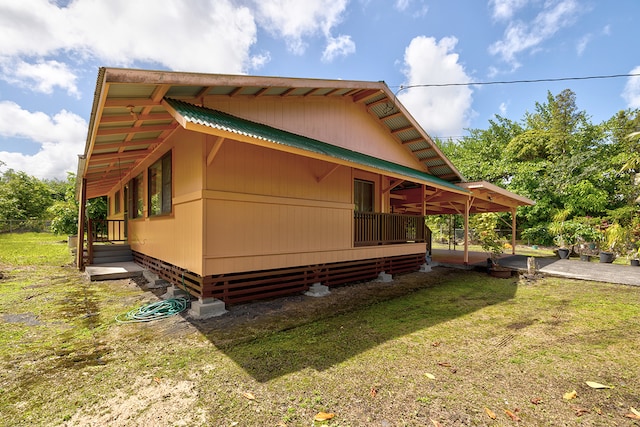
left=115, top=297, right=188, bottom=323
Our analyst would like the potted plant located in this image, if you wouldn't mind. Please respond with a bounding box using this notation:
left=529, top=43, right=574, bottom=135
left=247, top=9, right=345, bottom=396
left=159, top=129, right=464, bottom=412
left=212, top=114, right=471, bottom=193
left=473, top=214, right=511, bottom=278
left=548, top=210, right=577, bottom=259
left=630, top=248, right=640, bottom=266
left=601, top=223, right=629, bottom=264
left=573, top=220, right=602, bottom=262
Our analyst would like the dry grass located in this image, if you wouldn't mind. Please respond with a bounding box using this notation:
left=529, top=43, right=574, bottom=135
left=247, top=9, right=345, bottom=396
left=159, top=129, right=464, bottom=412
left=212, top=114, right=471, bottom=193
left=1, top=234, right=639, bottom=426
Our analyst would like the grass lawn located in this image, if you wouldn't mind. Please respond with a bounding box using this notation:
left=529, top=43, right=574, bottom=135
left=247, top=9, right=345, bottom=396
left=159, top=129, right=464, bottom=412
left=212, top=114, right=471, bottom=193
left=1, top=233, right=639, bottom=426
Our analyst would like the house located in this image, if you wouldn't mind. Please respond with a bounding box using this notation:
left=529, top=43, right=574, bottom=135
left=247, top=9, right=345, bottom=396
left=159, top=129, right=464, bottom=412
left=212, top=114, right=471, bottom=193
left=76, top=67, right=533, bottom=316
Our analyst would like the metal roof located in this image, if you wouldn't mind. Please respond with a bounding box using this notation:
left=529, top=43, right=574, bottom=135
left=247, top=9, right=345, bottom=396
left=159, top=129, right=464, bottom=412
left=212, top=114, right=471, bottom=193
left=163, top=98, right=467, bottom=194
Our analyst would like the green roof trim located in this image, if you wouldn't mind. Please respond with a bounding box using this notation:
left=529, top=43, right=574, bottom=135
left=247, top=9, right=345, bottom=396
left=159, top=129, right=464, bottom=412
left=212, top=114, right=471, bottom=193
left=165, top=98, right=467, bottom=193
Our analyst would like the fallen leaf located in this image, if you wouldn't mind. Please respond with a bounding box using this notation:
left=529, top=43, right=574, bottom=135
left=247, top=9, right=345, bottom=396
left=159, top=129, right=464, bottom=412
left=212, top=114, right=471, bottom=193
left=563, top=390, right=577, bottom=400
left=432, top=341, right=441, bottom=347
left=370, top=387, right=377, bottom=398
left=430, top=419, right=443, bottom=427
left=586, top=381, right=613, bottom=389
left=504, top=409, right=521, bottom=422
left=425, top=373, right=436, bottom=380
left=314, top=412, right=335, bottom=421
left=242, top=392, right=255, bottom=400
left=574, top=407, right=590, bottom=417
left=484, top=407, right=497, bottom=419
left=626, top=407, right=640, bottom=420
left=530, top=398, right=543, bottom=405
left=437, top=362, right=451, bottom=367
left=153, top=377, right=161, bottom=384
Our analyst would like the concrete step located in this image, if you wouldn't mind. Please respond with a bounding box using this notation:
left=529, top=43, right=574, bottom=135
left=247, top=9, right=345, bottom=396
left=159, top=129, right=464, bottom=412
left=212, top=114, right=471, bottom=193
left=85, top=262, right=144, bottom=281
left=92, top=254, right=134, bottom=264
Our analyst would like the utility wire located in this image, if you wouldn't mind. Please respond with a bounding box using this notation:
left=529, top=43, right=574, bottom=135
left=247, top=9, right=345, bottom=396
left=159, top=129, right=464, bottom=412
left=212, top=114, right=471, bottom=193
left=393, top=72, right=640, bottom=92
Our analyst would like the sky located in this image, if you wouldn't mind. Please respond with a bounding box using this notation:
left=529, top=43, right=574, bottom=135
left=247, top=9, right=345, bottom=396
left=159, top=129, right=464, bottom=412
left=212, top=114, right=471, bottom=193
left=1, top=0, right=639, bottom=181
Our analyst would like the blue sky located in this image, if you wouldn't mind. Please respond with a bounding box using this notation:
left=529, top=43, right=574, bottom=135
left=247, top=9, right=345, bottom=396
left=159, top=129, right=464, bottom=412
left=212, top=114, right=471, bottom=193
left=1, top=0, right=639, bottom=180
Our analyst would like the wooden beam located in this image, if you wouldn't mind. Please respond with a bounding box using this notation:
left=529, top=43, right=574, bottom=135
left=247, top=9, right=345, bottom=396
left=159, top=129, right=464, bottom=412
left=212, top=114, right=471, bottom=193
left=391, top=125, right=414, bottom=134
left=96, top=123, right=177, bottom=136
left=353, top=89, right=383, bottom=103
left=316, top=164, right=341, bottom=183
left=401, top=137, right=425, bottom=145
left=228, top=86, right=244, bottom=97
left=382, top=179, right=404, bottom=194
left=100, top=112, right=173, bottom=124
left=104, top=98, right=161, bottom=108
left=206, top=136, right=225, bottom=166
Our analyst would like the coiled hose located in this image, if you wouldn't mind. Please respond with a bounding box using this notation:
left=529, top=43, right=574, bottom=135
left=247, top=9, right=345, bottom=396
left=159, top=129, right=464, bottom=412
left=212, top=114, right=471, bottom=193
left=115, top=297, right=188, bottom=323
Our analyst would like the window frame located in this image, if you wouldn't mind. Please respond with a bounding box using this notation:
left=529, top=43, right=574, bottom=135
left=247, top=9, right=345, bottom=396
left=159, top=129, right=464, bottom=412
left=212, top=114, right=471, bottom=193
left=354, top=178, right=375, bottom=212
left=147, top=151, right=172, bottom=217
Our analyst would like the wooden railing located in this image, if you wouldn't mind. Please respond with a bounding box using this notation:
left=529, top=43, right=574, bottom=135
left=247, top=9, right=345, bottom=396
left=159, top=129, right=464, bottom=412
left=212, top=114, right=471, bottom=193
left=86, top=219, right=127, bottom=265
left=354, top=212, right=430, bottom=247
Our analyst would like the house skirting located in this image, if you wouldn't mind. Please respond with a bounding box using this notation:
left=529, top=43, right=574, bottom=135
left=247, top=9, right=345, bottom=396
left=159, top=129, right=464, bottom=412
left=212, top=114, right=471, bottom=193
left=133, top=251, right=424, bottom=305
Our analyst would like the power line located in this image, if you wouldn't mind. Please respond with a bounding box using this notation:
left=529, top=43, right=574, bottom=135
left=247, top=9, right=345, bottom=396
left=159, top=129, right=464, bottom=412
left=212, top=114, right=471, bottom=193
left=394, top=72, right=640, bottom=92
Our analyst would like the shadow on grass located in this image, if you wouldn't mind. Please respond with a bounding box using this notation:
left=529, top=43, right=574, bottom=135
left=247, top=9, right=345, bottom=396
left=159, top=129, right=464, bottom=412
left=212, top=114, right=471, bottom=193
left=191, top=268, right=517, bottom=382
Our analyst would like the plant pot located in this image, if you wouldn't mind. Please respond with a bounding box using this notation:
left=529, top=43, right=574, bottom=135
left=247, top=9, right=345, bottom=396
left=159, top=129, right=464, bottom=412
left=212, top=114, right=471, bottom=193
left=557, top=248, right=570, bottom=259
left=631, top=259, right=640, bottom=267
left=580, top=254, right=591, bottom=262
left=68, top=235, right=78, bottom=249
left=599, top=251, right=614, bottom=263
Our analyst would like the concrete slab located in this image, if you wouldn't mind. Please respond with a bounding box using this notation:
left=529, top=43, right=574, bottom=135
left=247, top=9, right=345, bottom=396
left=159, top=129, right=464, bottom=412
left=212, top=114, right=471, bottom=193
left=85, top=262, right=145, bottom=281
left=432, top=249, right=640, bottom=287
left=498, top=255, right=640, bottom=287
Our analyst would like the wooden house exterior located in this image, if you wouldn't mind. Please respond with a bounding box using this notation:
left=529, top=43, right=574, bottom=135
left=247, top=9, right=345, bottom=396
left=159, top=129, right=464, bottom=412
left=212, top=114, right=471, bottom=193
left=77, top=68, right=533, bottom=306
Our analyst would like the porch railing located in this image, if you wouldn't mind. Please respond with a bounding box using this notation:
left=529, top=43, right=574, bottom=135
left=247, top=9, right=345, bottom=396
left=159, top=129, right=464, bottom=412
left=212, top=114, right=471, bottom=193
left=86, top=219, right=127, bottom=265
left=354, top=212, right=430, bottom=247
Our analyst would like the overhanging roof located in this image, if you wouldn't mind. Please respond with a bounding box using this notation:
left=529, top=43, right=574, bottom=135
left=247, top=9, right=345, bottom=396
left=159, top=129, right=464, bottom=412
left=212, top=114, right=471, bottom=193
left=162, top=98, right=467, bottom=194
left=78, top=67, right=464, bottom=199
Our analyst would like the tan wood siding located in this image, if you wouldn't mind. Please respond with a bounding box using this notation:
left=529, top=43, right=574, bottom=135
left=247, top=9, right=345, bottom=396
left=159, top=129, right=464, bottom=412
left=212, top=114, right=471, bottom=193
left=204, top=97, right=423, bottom=171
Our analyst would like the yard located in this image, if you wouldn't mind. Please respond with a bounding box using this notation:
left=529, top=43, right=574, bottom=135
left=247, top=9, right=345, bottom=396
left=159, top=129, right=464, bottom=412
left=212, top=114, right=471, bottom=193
left=1, top=233, right=639, bottom=426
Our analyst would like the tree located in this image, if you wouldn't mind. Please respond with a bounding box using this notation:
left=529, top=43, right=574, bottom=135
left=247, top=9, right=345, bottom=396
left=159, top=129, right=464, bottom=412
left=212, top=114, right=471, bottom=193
left=438, top=89, right=639, bottom=243
left=0, top=169, right=52, bottom=221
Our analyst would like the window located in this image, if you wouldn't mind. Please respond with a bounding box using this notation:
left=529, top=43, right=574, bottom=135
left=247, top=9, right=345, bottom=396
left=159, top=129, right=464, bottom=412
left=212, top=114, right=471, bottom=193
left=114, top=190, right=121, bottom=214
left=129, top=173, right=144, bottom=218
left=148, top=151, right=172, bottom=216
left=354, top=179, right=374, bottom=212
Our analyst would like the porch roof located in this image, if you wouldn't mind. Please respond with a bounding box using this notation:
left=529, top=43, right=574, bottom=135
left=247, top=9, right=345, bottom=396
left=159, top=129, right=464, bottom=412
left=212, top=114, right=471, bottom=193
left=77, top=67, right=465, bottom=199
left=162, top=98, right=468, bottom=195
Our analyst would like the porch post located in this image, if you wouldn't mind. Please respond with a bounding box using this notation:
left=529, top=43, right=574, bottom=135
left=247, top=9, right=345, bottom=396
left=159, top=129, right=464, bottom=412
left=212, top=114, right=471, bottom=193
left=511, top=207, right=517, bottom=255
left=76, top=177, right=87, bottom=270
left=463, top=197, right=470, bottom=265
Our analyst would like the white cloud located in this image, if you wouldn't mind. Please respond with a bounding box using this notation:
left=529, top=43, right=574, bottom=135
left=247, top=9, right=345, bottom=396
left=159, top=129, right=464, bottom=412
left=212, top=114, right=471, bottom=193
left=489, top=0, right=580, bottom=68
left=0, top=59, right=80, bottom=97
left=0, top=0, right=261, bottom=74
left=576, top=34, right=591, bottom=56
left=322, top=35, right=356, bottom=62
left=622, top=66, right=640, bottom=109
left=252, top=0, right=353, bottom=61
left=489, top=0, right=529, bottom=21
left=499, top=102, right=508, bottom=115
left=398, top=36, right=474, bottom=138
left=0, top=101, right=87, bottom=179
left=395, top=0, right=410, bottom=11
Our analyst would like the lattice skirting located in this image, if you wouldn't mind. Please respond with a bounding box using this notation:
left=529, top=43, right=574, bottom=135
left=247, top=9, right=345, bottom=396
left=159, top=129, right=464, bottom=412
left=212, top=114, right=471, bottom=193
left=133, top=251, right=425, bottom=305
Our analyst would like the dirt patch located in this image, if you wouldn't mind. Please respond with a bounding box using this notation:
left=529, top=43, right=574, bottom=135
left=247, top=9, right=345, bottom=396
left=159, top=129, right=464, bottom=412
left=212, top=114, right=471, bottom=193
left=2, top=312, right=43, bottom=326
left=59, top=377, right=207, bottom=427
